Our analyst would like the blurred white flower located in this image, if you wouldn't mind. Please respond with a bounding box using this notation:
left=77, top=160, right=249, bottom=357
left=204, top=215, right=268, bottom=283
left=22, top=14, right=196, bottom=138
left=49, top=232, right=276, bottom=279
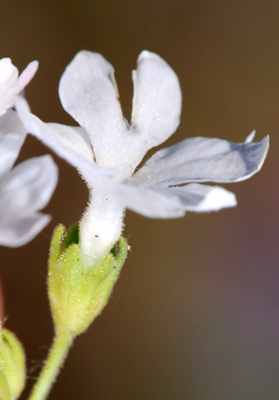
left=0, top=58, right=38, bottom=116
left=0, top=58, right=58, bottom=247
left=17, top=51, right=269, bottom=267
left=0, top=111, right=58, bottom=247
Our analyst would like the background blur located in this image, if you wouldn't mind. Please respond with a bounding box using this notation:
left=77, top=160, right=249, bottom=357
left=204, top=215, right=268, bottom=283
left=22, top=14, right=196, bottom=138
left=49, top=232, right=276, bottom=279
left=1, top=1, right=279, bottom=399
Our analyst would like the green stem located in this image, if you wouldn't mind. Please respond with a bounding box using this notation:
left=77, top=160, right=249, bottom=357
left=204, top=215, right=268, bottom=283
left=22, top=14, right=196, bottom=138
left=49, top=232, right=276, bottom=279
left=28, top=333, right=74, bottom=400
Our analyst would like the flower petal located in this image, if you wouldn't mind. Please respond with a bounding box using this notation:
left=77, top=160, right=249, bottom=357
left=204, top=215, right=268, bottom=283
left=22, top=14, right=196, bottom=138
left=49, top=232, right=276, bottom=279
left=0, top=155, right=57, bottom=247
left=130, top=51, right=182, bottom=151
left=0, top=155, right=58, bottom=214
left=46, top=123, right=93, bottom=162
left=0, top=58, right=18, bottom=114
left=14, top=60, right=39, bottom=95
left=0, top=111, right=26, bottom=177
left=131, top=134, right=269, bottom=188
left=0, top=213, right=51, bottom=247
left=58, top=51, right=127, bottom=165
left=110, top=181, right=236, bottom=218
left=0, top=59, right=38, bottom=115
left=156, top=184, right=237, bottom=212
left=0, top=58, right=17, bottom=86
left=109, top=182, right=185, bottom=218
left=16, top=96, right=114, bottom=187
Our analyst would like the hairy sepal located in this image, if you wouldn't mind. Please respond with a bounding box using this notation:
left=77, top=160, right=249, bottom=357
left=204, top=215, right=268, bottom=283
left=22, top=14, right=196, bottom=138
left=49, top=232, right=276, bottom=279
left=48, top=224, right=128, bottom=336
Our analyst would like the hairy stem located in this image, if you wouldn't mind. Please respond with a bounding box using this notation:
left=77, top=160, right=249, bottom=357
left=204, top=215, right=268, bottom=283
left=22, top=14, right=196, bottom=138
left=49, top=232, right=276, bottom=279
left=28, top=333, right=74, bottom=400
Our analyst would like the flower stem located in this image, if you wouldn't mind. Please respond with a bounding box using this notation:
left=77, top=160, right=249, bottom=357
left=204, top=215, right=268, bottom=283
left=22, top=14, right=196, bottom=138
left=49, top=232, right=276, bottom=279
left=28, top=333, right=74, bottom=400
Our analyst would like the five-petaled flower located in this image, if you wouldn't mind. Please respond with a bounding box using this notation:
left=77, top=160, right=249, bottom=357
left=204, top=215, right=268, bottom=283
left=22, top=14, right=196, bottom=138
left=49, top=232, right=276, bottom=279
left=17, top=51, right=269, bottom=267
left=0, top=58, right=58, bottom=247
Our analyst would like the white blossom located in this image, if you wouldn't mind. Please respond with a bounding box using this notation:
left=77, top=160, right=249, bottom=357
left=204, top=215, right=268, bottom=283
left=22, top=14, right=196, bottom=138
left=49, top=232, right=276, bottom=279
left=0, top=111, right=58, bottom=247
left=17, top=51, right=269, bottom=267
left=0, top=58, right=38, bottom=116
left=0, top=58, right=58, bottom=247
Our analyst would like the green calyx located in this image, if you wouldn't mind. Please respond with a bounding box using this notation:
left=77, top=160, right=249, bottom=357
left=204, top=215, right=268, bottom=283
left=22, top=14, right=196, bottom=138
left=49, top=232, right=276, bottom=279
left=48, top=224, right=128, bottom=337
left=0, top=329, right=26, bottom=400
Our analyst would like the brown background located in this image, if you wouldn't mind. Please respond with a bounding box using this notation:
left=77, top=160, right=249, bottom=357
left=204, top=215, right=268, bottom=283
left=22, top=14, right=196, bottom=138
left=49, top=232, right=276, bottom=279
left=1, top=0, right=279, bottom=399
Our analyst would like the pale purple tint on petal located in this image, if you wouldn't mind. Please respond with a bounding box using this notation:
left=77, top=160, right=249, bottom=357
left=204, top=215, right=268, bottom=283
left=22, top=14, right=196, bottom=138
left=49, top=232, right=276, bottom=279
left=0, top=111, right=26, bottom=177
left=110, top=180, right=236, bottom=218
left=0, top=213, right=51, bottom=247
left=14, top=60, right=39, bottom=95
left=132, top=135, right=269, bottom=188
left=155, top=184, right=237, bottom=212
left=0, top=154, right=58, bottom=248
left=0, top=155, right=58, bottom=213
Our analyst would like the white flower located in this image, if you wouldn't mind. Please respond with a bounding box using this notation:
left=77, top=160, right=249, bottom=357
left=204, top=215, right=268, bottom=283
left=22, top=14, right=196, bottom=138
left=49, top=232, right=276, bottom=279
left=0, top=58, right=58, bottom=247
left=0, top=111, right=58, bottom=247
left=0, top=58, right=38, bottom=116
left=17, top=51, right=269, bottom=268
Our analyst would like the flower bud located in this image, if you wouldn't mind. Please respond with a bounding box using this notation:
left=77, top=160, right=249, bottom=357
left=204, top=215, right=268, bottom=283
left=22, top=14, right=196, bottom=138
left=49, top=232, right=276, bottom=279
left=48, top=224, right=128, bottom=337
left=0, top=329, right=25, bottom=400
